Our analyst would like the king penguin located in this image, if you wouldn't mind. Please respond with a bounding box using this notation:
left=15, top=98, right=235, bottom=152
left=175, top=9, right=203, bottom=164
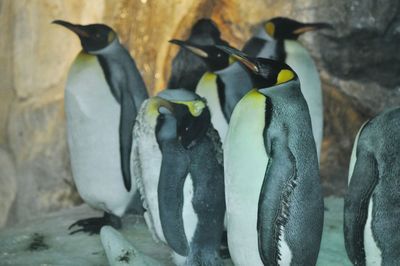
left=167, top=19, right=228, bottom=92
left=243, top=17, right=333, bottom=161
left=169, top=40, right=253, bottom=143
left=53, top=20, right=148, bottom=234
left=344, top=107, right=400, bottom=266
left=218, top=45, right=324, bottom=265
left=131, top=89, right=225, bottom=265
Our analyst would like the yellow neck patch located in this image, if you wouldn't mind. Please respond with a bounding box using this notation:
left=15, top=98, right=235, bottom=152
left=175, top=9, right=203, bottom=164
left=276, top=69, right=295, bottom=85
left=107, top=31, right=116, bottom=43
left=265, top=22, right=275, bottom=37
left=147, top=97, right=171, bottom=116
left=229, top=55, right=237, bottom=65
left=171, top=100, right=206, bottom=117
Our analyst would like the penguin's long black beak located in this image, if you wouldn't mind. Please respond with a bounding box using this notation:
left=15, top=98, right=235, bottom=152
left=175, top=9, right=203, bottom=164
left=216, top=45, right=259, bottom=73
left=169, top=39, right=209, bottom=58
left=293, top=22, right=334, bottom=35
left=52, top=20, right=90, bottom=38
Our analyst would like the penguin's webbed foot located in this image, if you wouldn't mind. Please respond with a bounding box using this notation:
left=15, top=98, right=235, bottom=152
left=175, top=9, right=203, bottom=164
left=68, top=212, right=122, bottom=235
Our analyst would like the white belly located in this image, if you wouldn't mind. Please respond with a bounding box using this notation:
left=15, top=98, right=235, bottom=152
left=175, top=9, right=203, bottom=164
left=133, top=103, right=166, bottom=242
left=65, top=53, right=134, bottom=216
left=364, top=199, right=382, bottom=266
left=196, top=72, right=228, bottom=144
left=224, top=90, right=268, bottom=266
left=285, top=40, right=323, bottom=162
left=348, top=121, right=369, bottom=185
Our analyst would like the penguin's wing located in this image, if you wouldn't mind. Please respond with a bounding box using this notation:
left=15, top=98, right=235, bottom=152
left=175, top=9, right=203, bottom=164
left=257, top=136, right=297, bottom=265
left=242, top=37, right=266, bottom=56
left=344, top=148, right=379, bottom=265
left=119, top=89, right=137, bottom=191
left=158, top=140, right=190, bottom=256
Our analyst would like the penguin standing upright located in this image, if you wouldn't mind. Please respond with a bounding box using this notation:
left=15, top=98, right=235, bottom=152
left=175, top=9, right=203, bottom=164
left=169, top=40, right=252, bottom=143
left=218, top=45, right=324, bottom=265
left=344, top=107, right=400, bottom=266
left=131, top=89, right=225, bottom=265
left=53, top=20, right=148, bottom=234
left=243, top=17, right=332, bottom=161
left=167, top=19, right=228, bottom=91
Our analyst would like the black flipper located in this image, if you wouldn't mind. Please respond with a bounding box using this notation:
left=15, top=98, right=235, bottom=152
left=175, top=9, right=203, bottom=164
left=157, top=139, right=190, bottom=256
left=344, top=150, right=379, bottom=265
left=68, top=212, right=122, bottom=235
left=257, top=138, right=296, bottom=265
left=119, top=89, right=136, bottom=191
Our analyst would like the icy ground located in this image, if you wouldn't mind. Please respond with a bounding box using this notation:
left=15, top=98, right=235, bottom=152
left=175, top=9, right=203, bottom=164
left=0, top=197, right=351, bottom=265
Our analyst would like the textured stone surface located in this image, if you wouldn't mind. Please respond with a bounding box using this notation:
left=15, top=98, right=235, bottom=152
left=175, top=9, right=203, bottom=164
left=0, top=147, right=17, bottom=228
left=0, top=0, right=15, bottom=145
left=0, top=198, right=350, bottom=265
left=8, top=90, right=82, bottom=222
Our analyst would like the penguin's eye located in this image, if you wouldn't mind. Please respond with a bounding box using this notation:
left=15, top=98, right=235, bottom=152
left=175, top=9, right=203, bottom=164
left=185, top=127, right=189, bottom=132
left=217, top=53, right=222, bottom=58
left=95, top=33, right=101, bottom=39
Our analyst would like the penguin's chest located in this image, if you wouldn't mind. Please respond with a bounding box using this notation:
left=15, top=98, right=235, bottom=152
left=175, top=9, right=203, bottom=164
left=65, top=55, right=128, bottom=212
left=224, top=90, right=268, bottom=265
left=196, top=73, right=228, bottom=143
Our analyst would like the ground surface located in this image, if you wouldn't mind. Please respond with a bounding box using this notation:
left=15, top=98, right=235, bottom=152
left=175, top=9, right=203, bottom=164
left=0, top=197, right=351, bottom=265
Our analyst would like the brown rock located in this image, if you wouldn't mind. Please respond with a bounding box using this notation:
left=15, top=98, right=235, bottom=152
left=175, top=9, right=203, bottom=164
left=0, top=146, right=17, bottom=228
left=8, top=88, right=81, bottom=222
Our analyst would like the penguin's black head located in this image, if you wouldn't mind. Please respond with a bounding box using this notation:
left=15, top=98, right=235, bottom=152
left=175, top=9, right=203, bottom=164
left=190, top=19, right=221, bottom=41
left=52, top=20, right=117, bottom=53
left=169, top=39, right=232, bottom=72
left=153, top=90, right=211, bottom=149
left=216, top=45, right=297, bottom=88
left=263, top=17, right=333, bottom=40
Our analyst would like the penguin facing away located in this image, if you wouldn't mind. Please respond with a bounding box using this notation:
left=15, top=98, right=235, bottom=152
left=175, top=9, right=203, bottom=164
left=53, top=20, right=148, bottom=234
left=167, top=19, right=229, bottom=92
left=169, top=40, right=253, bottom=143
left=344, top=107, right=400, bottom=266
left=217, top=45, right=324, bottom=266
left=243, top=17, right=333, bottom=162
left=131, top=89, right=225, bottom=265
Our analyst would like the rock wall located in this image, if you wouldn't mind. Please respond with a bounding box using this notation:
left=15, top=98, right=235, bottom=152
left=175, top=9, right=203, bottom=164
left=0, top=0, right=399, bottom=226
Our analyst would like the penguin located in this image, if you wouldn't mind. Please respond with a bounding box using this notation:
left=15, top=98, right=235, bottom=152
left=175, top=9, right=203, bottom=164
left=167, top=18, right=229, bottom=92
left=344, top=107, right=400, bottom=266
left=217, top=45, right=324, bottom=265
left=131, top=89, right=225, bottom=265
left=243, top=17, right=333, bottom=161
left=169, top=40, right=253, bottom=143
left=53, top=20, right=148, bottom=234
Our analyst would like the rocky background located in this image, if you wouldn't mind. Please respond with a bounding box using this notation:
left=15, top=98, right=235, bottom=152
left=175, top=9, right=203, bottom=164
left=0, top=0, right=399, bottom=228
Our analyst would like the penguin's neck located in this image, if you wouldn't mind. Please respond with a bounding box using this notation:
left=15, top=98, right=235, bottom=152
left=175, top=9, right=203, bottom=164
left=91, top=38, right=122, bottom=56
left=254, top=27, right=274, bottom=41
left=214, top=62, right=253, bottom=118
left=94, top=39, right=148, bottom=108
left=253, top=29, right=286, bottom=62
left=258, top=79, right=301, bottom=100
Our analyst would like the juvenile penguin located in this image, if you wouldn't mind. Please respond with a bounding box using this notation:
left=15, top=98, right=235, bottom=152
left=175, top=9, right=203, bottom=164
left=218, top=45, right=324, bottom=265
left=131, top=89, right=225, bottom=265
left=167, top=19, right=228, bottom=91
left=53, top=20, right=148, bottom=234
left=169, top=40, right=252, bottom=143
left=344, top=107, right=400, bottom=266
left=243, top=17, right=333, bottom=161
